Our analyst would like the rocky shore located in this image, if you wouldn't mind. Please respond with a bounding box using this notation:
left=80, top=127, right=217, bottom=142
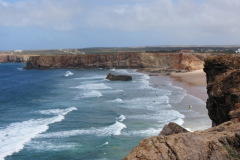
left=123, top=55, right=240, bottom=160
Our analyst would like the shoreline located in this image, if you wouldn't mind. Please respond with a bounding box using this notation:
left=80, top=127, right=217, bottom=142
left=145, top=69, right=211, bottom=131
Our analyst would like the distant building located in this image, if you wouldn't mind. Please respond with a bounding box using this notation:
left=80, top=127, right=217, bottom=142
left=180, top=50, right=194, bottom=53
left=235, top=49, right=240, bottom=53
left=14, top=50, right=22, bottom=53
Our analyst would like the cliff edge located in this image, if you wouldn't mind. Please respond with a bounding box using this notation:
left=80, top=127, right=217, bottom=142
left=123, top=55, right=240, bottom=160
left=25, top=53, right=204, bottom=71
left=0, top=54, right=32, bottom=63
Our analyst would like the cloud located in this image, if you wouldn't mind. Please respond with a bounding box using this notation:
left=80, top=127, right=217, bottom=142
left=0, top=0, right=240, bottom=37
left=0, top=0, right=83, bottom=30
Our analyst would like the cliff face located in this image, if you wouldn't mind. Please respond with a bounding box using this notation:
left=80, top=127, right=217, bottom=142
left=204, top=55, right=240, bottom=126
left=124, top=55, right=240, bottom=160
left=0, top=54, right=31, bottom=63
left=25, top=53, right=204, bottom=71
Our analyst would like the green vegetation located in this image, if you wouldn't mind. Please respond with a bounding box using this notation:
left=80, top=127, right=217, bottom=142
left=0, top=46, right=239, bottom=55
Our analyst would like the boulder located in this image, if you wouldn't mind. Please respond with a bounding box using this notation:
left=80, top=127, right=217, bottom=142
left=106, top=73, right=132, bottom=81
left=159, top=122, right=189, bottom=136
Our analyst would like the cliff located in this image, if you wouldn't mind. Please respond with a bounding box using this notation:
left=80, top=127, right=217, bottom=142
left=0, top=54, right=31, bottom=63
left=25, top=53, right=204, bottom=71
left=123, top=55, right=240, bottom=160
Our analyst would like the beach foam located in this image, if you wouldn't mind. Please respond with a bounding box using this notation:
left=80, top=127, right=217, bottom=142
left=0, top=107, right=77, bottom=160
left=65, top=71, right=74, bottom=77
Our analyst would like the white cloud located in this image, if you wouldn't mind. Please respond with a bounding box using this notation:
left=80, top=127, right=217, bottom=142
left=0, top=0, right=240, bottom=37
left=0, top=0, right=83, bottom=30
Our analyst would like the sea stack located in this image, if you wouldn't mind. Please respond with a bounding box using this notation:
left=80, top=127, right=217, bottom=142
left=106, top=73, right=132, bottom=81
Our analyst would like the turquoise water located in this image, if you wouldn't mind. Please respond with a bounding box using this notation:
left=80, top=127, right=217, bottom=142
left=0, top=63, right=208, bottom=160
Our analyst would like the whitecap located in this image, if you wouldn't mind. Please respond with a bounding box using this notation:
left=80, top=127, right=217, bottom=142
left=118, top=115, right=126, bottom=122
left=65, top=71, right=74, bottom=77
left=74, top=91, right=103, bottom=100
left=70, top=83, right=111, bottom=90
left=108, top=98, right=123, bottom=103
left=27, top=141, right=79, bottom=151
left=39, top=107, right=77, bottom=115
left=0, top=107, right=77, bottom=160
left=17, top=68, right=23, bottom=71
left=38, top=121, right=126, bottom=138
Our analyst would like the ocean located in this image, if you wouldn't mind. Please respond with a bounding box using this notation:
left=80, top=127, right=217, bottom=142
left=0, top=63, right=210, bottom=160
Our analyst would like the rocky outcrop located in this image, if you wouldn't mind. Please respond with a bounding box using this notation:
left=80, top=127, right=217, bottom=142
left=25, top=53, right=204, bottom=71
left=159, top=122, right=189, bottom=136
left=124, top=121, right=240, bottom=160
left=124, top=55, right=240, bottom=160
left=106, top=73, right=132, bottom=81
left=204, top=55, right=240, bottom=126
left=0, top=54, right=31, bottom=63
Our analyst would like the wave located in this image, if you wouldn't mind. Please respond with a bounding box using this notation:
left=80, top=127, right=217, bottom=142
left=74, top=91, right=103, bottom=100
left=17, top=68, right=23, bottom=71
left=74, top=76, right=105, bottom=80
left=65, top=71, right=74, bottom=77
left=38, top=116, right=127, bottom=138
left=108, top=98, right=123, bottom=103
left=123, top=128, right=162, bottom=137
left=0, top=107, right=77, bottom=160
left=70, top=83, right=111, bottom=90
left=39, top=107, right=77, bottom=115
left=27, top=141, right=79, bottom=152
left=117, top=115, right=126, bottom=122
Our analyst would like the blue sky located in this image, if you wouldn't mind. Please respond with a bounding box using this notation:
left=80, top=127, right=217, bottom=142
left=0, top=0, right=240, bottom=50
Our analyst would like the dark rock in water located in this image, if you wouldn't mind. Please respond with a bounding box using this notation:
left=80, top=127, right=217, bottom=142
left=106, top=73, right=132, bottom=81
left=159, top=122, right=189, bottom=136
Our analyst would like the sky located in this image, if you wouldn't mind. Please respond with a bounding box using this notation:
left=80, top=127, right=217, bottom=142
left=0, top=0, right=240, bottom=50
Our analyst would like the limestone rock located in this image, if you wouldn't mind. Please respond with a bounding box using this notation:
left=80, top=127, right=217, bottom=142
left=123, top=121, right=240, bottom=160
left=106, top=73, right=132, bottom=81
left=25, top=53, right=204, bottom=71
left=159, top=122, right=189, bottom=136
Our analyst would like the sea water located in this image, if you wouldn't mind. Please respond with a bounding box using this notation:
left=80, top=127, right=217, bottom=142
left=0, top=63, right=210, bottom=160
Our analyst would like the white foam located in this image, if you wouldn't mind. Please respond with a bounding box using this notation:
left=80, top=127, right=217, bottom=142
left=39, top=107, right=77, bottom=115
left=74, top=76, right=105, bottom=80
left=123, top=128, right=162, bottom=137
left=0, top=107, right=77, bottom=160
left=103, top=141, right=109, bottom=145
left=108, top=98, right=123, bottom=103
left=118, top=115, right=126, bottom=122
left=65, top=71, right=74, bottom=77
left=17, top=68, right=23, bottom=71
left=74, top=91, right=103, bottom=100
left=27, top=141, right=78, bottom=151
left=70, top=83, right=111, bottom=90
left=38, top=121, right=126, bottom=138
left=83, top=91, right=103, bottom=98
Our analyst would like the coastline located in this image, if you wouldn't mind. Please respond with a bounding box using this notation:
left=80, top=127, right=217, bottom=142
left=146, top=69, right=211, bottom=131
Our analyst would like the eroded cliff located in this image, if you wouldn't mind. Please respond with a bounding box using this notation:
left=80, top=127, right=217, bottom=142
left=25, top=53, right=204, bottom=71
left=123, top=55, right=240, bottom=160
left=0, top=54, right=31, bottom=63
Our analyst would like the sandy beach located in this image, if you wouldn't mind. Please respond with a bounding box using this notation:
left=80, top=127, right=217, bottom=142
left=171, top=70, right=207, bottom=102
left=147, top=69, right=211, bottom=131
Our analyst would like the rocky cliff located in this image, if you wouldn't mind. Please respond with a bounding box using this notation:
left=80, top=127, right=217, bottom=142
left=25, top=53, right=204, bottom=71
left=0, top=54, right=31, bottom=63
left=123, top=55, right=240, bottom=160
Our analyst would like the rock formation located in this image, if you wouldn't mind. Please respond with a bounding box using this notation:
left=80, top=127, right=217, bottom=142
left=0, top=54, right=31, bottom=63
left=123, top=55, right=240, bottom=160
left=106, top=73, right=132, bottom=81
left=25, top=53, right=204, bottom=71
